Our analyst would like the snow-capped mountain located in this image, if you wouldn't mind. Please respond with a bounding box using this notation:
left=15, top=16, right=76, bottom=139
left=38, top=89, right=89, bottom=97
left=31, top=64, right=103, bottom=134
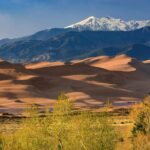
left=65, top=16, right=150, bottom=31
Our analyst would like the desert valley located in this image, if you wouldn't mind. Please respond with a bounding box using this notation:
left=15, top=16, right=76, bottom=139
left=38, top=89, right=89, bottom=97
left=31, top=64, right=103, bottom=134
left=0, top=54, right=149, bottom=115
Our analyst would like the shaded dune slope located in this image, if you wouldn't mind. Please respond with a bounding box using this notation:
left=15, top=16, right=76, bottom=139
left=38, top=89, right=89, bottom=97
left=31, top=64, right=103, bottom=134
left=0, top=55, right=150, bottom=114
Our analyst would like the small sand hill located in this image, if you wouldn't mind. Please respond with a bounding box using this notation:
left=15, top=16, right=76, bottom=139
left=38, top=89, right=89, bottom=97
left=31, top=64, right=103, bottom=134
left=74, top=55, right=137, bottom=72
left=143, top=60, right=150, bottom=64
left=26, top=61, right=64, bottom=69
left=0, top=61, right=56, bottom=114
left=0, top=60, right=31, bottom=78
left=0, top=55, right=150, bottom=114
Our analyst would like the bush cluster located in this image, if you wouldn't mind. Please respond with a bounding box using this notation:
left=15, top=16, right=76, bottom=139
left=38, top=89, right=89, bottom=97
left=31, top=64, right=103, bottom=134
left=0, top=94, right=117, bottom=150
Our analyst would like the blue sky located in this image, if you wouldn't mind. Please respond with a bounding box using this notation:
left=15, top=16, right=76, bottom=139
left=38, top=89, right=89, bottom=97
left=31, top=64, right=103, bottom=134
left=0, top=0, right=149, bottom=39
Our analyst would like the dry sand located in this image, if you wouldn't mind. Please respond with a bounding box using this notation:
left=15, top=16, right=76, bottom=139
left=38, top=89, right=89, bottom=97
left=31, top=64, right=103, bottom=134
left=0, top=55, right=150, bottom=114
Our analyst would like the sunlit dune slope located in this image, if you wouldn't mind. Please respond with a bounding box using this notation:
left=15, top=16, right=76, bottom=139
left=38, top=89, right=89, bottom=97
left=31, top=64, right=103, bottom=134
left=73, top=55, right=139, bottom=72
left=0, top=55, right=150, bottom=114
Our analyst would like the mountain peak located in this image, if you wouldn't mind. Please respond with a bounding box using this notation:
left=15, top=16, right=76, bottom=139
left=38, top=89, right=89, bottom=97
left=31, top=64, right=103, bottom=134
left=88, top=16, right=97, bottom=19
left=81, top=16, right=99, bottom=23
left=104, top=16, right=114, bottom=19
left=65, top=16, right=150, bottom=31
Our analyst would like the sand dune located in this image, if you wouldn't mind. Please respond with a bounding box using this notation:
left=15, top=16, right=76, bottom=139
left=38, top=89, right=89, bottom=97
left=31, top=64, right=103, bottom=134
left=0, top=55, right=150, bottom=114
left=26, top=61, right=64, bottom=69
left=143, top=60, right=150, bottom=64
left=73, top=55, right=138, bottom=72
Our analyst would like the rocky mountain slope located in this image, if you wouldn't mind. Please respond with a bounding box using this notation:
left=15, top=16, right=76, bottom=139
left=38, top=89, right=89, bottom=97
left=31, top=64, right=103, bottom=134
left=0, top=27, right=150, bottom=63
left=0, top=17, right=150, bottom=63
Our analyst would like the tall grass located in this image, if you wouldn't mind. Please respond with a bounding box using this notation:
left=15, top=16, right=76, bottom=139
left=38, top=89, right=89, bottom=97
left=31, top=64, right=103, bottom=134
left=1, top=93, right=117, bottom=150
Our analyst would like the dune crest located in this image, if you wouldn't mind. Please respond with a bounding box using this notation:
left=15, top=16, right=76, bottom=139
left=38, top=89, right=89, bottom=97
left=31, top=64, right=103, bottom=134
left=26, top=61, right=64, bottom=69
left=143, top=60, right=150, bottom=64
left=0, top=55, right=150, bottom=114
left=74, top=54, right=137, bottom=72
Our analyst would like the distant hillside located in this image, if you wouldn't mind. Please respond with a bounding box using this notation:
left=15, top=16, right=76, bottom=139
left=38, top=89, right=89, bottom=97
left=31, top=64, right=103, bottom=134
left=0, top=27, right=150, bottom=63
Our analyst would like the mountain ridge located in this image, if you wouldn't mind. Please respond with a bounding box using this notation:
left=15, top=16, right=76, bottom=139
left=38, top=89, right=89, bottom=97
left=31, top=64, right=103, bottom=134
left=0, top=17, right=150, bottom=63
left=66, top=16, right=150, bottom=31
left=0, top=27, right=150, bottom=63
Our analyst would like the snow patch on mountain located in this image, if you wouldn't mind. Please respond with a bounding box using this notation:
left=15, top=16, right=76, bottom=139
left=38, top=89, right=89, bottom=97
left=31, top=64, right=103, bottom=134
left=65, top=16, right=150, bottom=31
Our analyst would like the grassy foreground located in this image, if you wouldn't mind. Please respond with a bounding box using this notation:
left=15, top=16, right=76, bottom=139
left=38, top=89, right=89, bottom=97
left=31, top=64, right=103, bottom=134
left=0, top=94, right=150, bottom=150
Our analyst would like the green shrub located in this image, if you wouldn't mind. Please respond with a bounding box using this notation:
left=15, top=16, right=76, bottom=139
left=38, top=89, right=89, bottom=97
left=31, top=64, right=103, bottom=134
left=1, top=94, right=117, bottom=150
left=132, top=96, right=150, bottom=136
left=132, top=96, right=150, bottom=149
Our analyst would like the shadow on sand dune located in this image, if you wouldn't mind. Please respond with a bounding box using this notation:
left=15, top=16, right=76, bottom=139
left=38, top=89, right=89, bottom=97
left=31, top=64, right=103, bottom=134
left=0, top=56, right=150, bottom=112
